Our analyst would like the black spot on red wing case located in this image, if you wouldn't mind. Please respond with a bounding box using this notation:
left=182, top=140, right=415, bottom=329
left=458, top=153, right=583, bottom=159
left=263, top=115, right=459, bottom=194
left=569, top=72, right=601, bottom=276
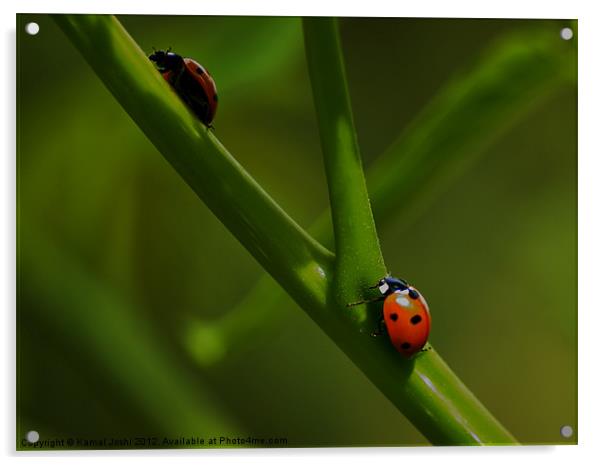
left=401, top=342, right=411, bottom=350
left=410, top=315, right=422, bottom=325
left=390, top=313, right=398, bottom=321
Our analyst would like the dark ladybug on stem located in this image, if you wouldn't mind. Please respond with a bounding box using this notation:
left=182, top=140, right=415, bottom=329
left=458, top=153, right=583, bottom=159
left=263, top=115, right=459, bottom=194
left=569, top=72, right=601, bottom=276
left=149, top=49, right=218, bottom=126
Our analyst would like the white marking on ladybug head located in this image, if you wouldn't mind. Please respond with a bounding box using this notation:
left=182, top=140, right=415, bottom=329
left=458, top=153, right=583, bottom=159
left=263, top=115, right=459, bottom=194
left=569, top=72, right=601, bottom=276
left=378, top=282, right=389, bottom=294
left=396, top=295, right=411, bottom=308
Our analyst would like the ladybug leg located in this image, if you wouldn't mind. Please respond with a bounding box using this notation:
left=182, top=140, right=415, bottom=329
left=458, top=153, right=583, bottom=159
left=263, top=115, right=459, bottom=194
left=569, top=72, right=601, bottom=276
left=371, top=318, right=386, bottom=337
left=346, top=295, right=385, bottom=307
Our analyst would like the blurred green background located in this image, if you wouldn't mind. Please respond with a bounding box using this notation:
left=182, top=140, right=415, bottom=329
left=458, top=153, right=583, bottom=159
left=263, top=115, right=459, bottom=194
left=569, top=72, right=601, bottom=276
left=17, top=15, right=576, bottom=448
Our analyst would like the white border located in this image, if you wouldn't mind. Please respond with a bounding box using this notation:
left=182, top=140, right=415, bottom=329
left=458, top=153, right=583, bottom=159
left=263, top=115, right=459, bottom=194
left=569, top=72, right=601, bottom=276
left=3, top=0, right=583, bottom=18
left=3, top=1, right=601, bottom=464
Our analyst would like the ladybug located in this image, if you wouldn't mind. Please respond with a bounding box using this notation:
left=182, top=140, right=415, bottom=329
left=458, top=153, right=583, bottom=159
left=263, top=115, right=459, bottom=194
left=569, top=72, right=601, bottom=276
left=149, top=49, right=218, bottom=126
left=348, top=276, right=431, bottom=357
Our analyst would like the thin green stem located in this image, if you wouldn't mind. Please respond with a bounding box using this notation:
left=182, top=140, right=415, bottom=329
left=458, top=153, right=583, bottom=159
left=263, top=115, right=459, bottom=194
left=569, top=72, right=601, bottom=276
left=304, top=18, right=386, bottom=313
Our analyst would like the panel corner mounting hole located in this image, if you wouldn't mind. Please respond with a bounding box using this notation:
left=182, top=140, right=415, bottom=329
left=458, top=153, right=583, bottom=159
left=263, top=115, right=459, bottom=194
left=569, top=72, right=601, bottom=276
left=25, top=22, right=40, bottom=36
left=560, top=425, right=574, bottom=438
left=26, top=430, right=40, bottom=444
left=560, top=27, right=573, bottom=40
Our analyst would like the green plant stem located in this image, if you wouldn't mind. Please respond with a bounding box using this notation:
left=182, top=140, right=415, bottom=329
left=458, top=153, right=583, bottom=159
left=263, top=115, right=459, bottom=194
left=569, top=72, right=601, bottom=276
left=304, top=18, right=386, bottom=314
left=55, top=14, right=518, bottom=445
left=52, top=14, right=334, bottom=315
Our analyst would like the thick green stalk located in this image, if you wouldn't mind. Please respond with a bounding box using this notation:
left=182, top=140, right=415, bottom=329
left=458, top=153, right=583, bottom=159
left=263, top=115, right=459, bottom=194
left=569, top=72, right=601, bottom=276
left=304, top=18, right=386, bottom=314
left=52, top=14, right=334, bottom=314
left=55, top=14, right=517, bottom=445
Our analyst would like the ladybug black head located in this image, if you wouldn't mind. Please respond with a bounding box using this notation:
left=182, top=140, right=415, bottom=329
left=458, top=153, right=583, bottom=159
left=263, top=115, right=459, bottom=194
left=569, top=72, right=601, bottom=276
left=377, top=276, right=409, bottom=296
left=149, top=49, right=183, bottom=71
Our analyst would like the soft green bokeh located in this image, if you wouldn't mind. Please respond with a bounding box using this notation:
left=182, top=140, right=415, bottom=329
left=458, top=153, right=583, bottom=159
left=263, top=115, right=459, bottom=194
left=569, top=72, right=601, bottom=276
left=17, top=15, right=576, bottom=447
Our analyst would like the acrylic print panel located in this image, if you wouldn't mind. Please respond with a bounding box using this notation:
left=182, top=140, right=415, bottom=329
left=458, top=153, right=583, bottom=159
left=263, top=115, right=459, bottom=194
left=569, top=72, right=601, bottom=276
left=16, top=14, right=577, bottom=449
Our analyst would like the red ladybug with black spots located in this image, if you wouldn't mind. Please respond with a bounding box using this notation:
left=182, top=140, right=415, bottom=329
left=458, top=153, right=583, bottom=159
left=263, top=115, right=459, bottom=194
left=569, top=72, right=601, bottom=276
left=149, top=49, right=218, bottom=126
left=348, top=276, right=431, bottom=357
